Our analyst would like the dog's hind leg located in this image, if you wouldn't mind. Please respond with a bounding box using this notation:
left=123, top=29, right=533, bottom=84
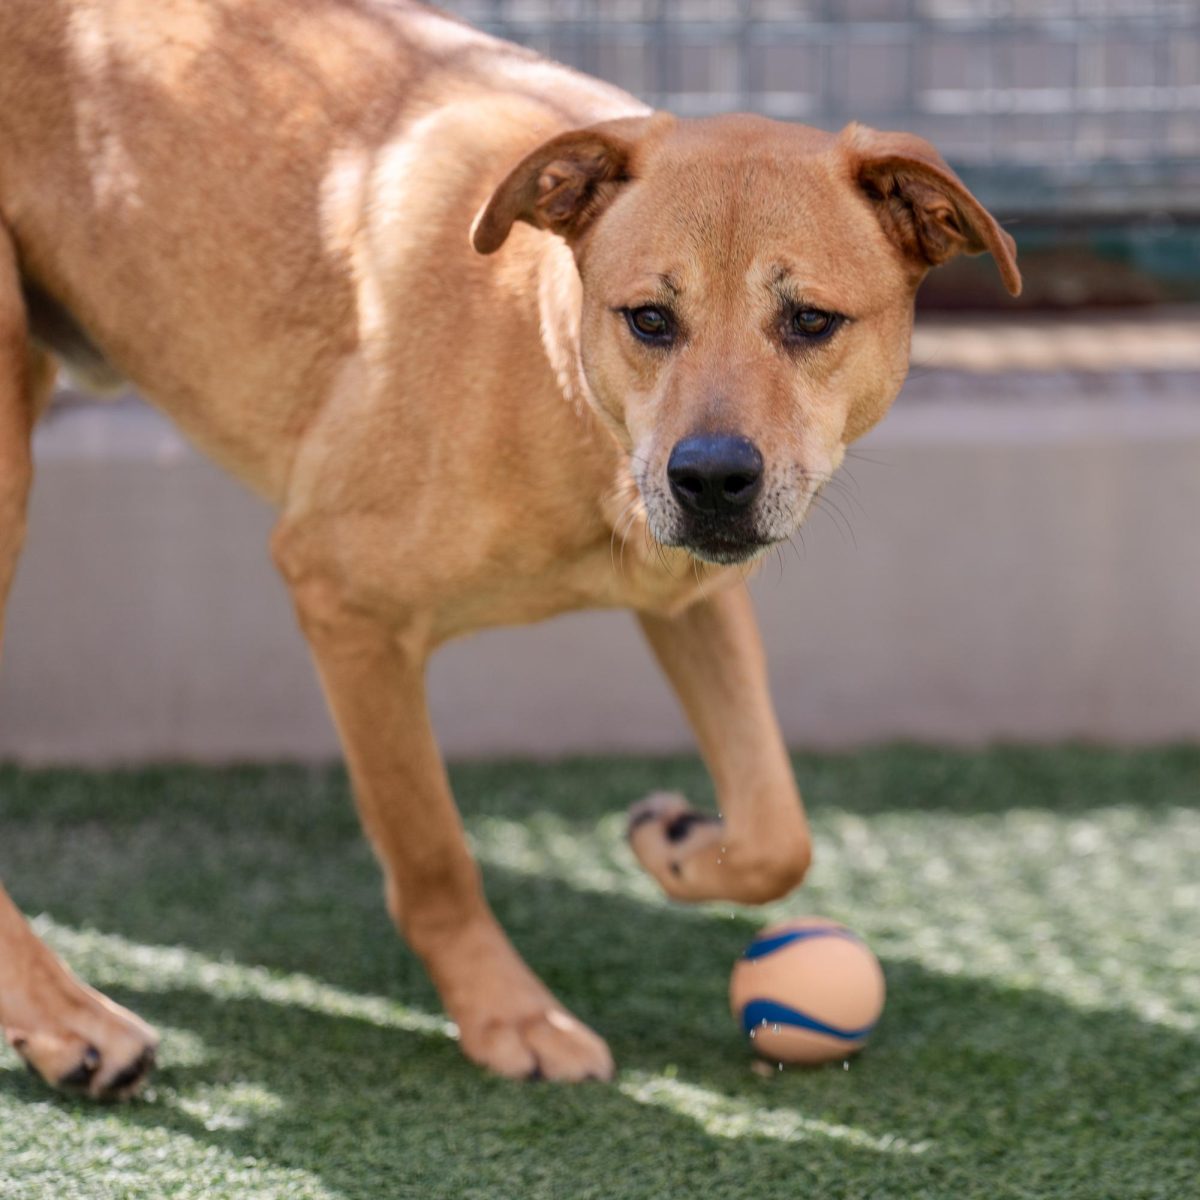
left=275, top=553, right=614, bottom=1082
left=0, top=225, right=159, bottom=1098
left=628, top=582, right=812, bottom=904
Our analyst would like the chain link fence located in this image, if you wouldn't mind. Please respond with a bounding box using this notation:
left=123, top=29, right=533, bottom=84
left=444, top=0, right=1200, bottom=218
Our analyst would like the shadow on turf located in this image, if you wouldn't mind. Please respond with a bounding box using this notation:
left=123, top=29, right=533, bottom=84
left=2, top=860, right=1196, bottom=1200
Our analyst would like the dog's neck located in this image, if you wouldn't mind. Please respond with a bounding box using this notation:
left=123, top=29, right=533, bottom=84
left=534, top=239, right=589, bottom=417
left=534, top=238, right=632, bottom=447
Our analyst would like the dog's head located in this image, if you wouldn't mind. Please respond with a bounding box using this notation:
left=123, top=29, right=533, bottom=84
left=473, top=113, right=1019, bottom=565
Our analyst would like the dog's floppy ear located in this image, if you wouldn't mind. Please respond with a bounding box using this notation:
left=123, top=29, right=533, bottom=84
left=840, top=123, right=1021, bottom=297
left=472, top=114, right=672, bottom=255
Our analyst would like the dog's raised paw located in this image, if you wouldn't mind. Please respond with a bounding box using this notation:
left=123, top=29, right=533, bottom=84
left=627, top=791, right=811, bottom=905
left=627, top=791, right=725, bottom=894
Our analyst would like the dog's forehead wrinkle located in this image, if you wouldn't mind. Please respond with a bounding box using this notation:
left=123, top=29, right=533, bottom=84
left=604, top=197, right=885, bottom=323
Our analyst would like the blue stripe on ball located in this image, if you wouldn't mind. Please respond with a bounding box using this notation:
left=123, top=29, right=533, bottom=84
left=740, top=999, right=876, bottom=1041
left=742, top=926, right=860, bottom=960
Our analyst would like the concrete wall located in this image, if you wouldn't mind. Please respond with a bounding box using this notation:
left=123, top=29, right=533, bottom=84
left=2, top=317, right=1199, bottom=762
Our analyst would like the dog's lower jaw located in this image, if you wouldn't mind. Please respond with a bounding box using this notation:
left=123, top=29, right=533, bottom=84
left=684, top=538, right=777, bottom=568
left=649, top=518, right=779, bottom=568
left=643, top=496, right=800, bottom=568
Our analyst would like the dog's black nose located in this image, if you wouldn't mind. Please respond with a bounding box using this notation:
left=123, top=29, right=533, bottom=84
left=667, top=435, right=763, bottom=516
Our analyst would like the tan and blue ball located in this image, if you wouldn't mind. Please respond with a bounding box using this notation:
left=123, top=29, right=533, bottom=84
left=730, top=917, right=886, bottom=1064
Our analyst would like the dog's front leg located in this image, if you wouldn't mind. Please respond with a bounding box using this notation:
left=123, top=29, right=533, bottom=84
left=286, top=578, right=613, bottom=1081
left=629, top=582, right=812, bottom=905
left=0, top=885, right=159, bottom=1098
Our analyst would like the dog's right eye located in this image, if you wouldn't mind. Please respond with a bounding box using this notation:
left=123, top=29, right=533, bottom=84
left=624, top=306, right=675, bottom=345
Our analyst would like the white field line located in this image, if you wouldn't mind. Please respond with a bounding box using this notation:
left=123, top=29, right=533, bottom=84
left=619, top=1071, right=932, bottom=1156
left=31, top=917, right=457, bottom=1040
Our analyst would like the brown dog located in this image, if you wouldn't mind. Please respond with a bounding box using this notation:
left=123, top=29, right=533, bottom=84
left=0, top=0, right=1019, bottom=1095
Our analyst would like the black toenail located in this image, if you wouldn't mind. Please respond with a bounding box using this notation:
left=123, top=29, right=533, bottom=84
left=669, top=861, right=681, bottom=876
left=665, top=811, right=719, bottom=843
left=106, top=1047, right=155, bottom=1094
left=58, top=1048, right=100, bottom=1089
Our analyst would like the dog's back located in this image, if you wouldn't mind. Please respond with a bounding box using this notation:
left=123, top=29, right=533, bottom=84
left=0, top=0, right=637, bottom=496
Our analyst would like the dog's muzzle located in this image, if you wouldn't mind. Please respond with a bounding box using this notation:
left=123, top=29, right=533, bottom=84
left=661, top=434, right=772, bottom=564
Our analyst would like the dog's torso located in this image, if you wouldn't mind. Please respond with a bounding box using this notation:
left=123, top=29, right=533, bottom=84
left=0, top=0, right=722, bottom=642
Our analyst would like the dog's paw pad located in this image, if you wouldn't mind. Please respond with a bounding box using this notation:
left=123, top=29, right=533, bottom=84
left=627, top=791, right=713, bottom=837
left=627, top=792, right=722, bottom=851
left=664, top=809, right=722, bottom=843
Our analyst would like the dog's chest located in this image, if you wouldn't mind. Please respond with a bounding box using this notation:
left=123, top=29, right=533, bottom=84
left=429, top=532, right=723, bottom=643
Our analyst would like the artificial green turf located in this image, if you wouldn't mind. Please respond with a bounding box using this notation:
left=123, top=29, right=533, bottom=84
left=0, top=747, right=1197, bottom=1199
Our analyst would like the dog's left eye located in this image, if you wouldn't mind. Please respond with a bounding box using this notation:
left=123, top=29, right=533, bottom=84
left=624, top=306, right=675, bottom=345
left=788, top=307, right=841, bottom=342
